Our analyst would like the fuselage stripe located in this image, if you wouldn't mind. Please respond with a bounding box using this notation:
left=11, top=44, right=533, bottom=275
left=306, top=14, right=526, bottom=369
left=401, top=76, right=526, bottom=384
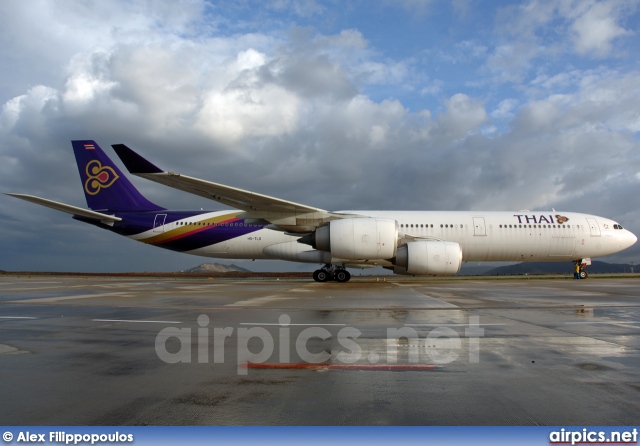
left=142, top=214, right=240, bottom=245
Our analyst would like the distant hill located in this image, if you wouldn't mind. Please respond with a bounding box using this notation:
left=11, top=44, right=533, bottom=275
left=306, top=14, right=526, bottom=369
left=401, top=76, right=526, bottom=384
left=458, top=265, right=497, bottom=275
left=182, top=263, right=251, bottom=273
left=483, top=261, right=636, bottom=275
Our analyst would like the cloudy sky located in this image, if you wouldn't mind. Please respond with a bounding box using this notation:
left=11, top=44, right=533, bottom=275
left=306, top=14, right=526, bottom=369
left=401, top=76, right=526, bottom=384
left=1, top=0, right=639, bottom=272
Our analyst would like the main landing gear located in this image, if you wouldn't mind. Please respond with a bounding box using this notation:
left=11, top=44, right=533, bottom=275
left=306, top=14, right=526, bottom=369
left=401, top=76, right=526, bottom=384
left=312, top=265, right=351, bottom=282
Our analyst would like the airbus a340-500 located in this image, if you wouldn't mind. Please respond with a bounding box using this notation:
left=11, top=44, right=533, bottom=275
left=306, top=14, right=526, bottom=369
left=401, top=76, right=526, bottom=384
left=8, top=141, right=637, bottom=281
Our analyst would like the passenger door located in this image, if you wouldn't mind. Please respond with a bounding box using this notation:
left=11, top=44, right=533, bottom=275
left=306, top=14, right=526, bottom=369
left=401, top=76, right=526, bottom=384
left=473, top=217, right=486, bottom=236
left=586, top=218, right=601, bottom=237
left=153, top=214, right=167, bottom=233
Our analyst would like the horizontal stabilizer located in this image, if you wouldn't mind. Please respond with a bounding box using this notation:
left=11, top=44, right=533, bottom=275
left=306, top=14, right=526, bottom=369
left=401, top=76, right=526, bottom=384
left=6, top=194, right=122, bottom=223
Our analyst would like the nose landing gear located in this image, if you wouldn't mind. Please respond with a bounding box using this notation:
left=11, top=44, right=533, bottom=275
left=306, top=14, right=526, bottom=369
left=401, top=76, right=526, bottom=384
left=574, top=258, right=591, bottom=279
left=312, top=265, right=351, bottom=282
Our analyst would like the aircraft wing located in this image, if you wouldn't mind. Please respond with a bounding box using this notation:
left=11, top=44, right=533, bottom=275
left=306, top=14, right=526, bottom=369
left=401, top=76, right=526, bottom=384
left=6, top=194, right=122, bottom=223
left=111, top=144, right=334, bottom=232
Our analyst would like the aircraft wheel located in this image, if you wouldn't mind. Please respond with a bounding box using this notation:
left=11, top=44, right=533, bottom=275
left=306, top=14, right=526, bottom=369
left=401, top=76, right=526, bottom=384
left=315, top=270, right=330, bottom=282
left=579, top=270, right=588, bottom=279
left=335, top=270, right=350, bottom=282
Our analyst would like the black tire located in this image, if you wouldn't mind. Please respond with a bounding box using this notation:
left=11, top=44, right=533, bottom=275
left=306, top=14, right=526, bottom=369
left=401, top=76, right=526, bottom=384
left=579, top=270, right=588, bottom=279
left=335, top=270, right=348, bottom=282
left=313, top=270, right=321, bottom=282
left=316, top=270, right=329, bottom=282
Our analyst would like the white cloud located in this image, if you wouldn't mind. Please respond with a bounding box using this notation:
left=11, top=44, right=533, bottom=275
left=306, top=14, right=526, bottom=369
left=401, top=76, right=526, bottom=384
left=434, top=93, right=488, bottom=141
left=490, top=99, right=519, bottom=120
left=568, top=0, right=632, bottom=56
left=195, top=85, right=301, bottom=147
left=236, top=49, right=267, bottom=71
left=488, top=0, right=637, bottom=83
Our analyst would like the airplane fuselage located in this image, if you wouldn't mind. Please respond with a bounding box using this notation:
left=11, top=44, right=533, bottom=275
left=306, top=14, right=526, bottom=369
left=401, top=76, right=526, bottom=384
left=95, top=209, right=637, bottom=267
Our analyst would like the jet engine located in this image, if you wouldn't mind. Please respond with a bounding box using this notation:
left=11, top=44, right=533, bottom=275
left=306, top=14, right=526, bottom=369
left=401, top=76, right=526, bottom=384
left=394, top=241, right=462, bottom=275
left=313, top=218, right=398, bottom=260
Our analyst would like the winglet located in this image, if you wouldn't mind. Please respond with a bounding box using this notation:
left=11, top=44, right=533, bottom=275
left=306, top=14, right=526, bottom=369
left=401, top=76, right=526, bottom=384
left=112, top=144, right=164, bottom=174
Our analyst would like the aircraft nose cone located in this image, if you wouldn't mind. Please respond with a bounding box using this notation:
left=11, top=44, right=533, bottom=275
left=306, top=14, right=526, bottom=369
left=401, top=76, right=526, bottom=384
left=622, top=230, right=638, bottom=249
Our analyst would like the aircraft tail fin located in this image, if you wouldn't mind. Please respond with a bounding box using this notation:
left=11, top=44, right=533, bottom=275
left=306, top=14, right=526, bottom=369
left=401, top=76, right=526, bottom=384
left=71, top=140, right=164, bottom=212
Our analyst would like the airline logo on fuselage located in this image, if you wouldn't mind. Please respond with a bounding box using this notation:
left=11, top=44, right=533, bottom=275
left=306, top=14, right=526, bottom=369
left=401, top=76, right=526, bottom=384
left=513, top=214, right=570, bottom=224
left=84, top=160, right=119, bottom=195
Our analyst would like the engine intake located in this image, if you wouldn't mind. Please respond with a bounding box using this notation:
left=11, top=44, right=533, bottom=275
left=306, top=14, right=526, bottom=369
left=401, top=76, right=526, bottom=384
left=314, top=218, right=398, bottom=260
left=395, top=241, right=462, bottom=275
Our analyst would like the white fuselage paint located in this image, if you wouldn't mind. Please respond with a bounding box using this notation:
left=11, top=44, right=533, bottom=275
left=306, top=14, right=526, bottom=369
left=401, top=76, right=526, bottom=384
left=144, top=210, right=637, bottom=266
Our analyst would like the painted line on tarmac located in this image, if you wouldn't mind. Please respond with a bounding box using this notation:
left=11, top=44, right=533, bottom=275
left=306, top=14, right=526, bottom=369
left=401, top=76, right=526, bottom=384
left=563, top=321, right=639, bottom=325
left=92, top=319, right=182, bottom=324
left=240, top=322, right=346, bottom=326
left=404, top=323, right=508, bottom=326
left=243, top=362, right=443, bottom=371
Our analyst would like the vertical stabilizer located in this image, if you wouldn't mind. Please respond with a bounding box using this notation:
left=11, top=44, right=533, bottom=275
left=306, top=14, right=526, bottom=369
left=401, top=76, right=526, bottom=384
left=71, top=140, right=164, bottom=212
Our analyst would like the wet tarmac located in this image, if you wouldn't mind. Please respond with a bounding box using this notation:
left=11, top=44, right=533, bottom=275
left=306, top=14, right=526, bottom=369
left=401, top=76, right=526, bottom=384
left=0, top=275, right=639, bottom=425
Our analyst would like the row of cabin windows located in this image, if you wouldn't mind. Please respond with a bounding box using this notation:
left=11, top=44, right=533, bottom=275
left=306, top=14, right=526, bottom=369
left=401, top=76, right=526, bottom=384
left=170, top=221, right=621, bottom=230
left=499, top=224, right=579, bottom=229
left=399, top=223, right=584, bottom=230
left=175, top=221, right=256, bottom=227
left=172, top=220, right=617, bottom=230
left=400, top=224, right=463, bottom=228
